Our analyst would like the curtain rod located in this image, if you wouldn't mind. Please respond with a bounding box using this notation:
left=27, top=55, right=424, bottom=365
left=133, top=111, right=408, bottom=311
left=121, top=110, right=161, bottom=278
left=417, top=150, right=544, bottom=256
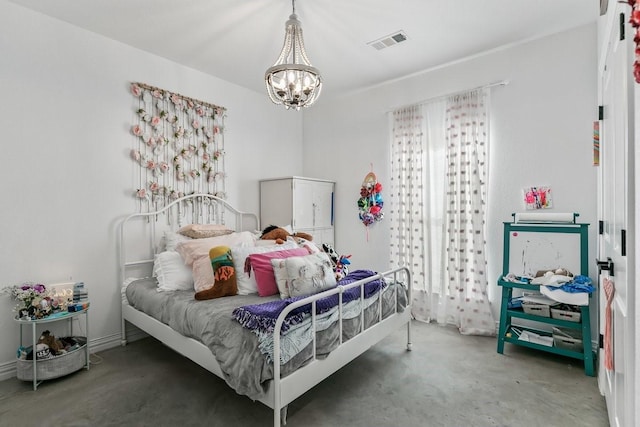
left=387, top=80, right=509, bottom=113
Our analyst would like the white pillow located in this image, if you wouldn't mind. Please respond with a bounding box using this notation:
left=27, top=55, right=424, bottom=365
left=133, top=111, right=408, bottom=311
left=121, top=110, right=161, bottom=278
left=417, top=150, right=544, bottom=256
left=278, top=252, right=337, bottom=297
left=231, top=241, right=297, bottom=295
left=255, top=239, right=280, bottom=247
left=271, top=257, right=292, bottom=299
left=153, top=251, right=193, bottom=292
left=295, top=237, right=320, bottom=254
left=164, top=231, right=192, bottom=251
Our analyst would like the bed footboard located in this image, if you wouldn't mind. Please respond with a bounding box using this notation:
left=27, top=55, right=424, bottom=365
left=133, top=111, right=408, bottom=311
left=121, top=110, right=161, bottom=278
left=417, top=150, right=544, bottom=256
left=121, top=268, right=411, bottom=427
left=269, top=267, right=411, bottom=427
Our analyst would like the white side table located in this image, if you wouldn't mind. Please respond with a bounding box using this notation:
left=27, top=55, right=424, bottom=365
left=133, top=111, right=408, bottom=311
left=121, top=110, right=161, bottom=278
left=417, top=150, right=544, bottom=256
left=15, top=307, right=90, bottom=390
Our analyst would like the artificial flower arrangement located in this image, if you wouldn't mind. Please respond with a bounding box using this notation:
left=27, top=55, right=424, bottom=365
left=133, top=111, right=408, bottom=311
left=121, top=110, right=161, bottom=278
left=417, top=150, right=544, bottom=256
left=129, top=82, right=227, bottom=209
left=2, top=283, right=61, bottom=320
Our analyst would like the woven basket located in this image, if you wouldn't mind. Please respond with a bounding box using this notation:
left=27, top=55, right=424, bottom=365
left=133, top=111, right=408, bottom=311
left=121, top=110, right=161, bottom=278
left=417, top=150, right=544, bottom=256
left=17, top=337, right=87, bottom=381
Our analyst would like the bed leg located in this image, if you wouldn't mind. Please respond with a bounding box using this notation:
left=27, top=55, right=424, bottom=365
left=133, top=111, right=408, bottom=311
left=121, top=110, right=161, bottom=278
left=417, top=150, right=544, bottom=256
left=406, top=320, right=412, bottom=351
left=121, top=317, right=128, bottom=347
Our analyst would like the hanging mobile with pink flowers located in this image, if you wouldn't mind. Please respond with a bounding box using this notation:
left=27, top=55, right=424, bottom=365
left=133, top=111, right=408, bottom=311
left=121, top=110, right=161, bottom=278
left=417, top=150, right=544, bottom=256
left=129, top=82, right=227, bottom=212
left=357, top=167, right=384, bottom=234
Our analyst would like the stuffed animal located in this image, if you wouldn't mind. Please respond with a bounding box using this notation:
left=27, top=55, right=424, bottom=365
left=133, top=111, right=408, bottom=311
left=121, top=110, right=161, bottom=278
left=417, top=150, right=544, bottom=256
left=260, top=225, right=313, bottom=244
left=322, top=243, right=339, bottom=265
left=322, top=243, right=351, bottom=281
left=38, top=330, right=62, bottom=356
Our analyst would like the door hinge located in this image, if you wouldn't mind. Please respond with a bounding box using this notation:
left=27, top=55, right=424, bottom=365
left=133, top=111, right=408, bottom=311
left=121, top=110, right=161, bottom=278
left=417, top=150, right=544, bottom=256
left=622, top=229, right=626, bottom=256
left=620, top=12, right=626, bottom=40
left=599, top=105, right=604, bottom=120
left=599, top=334, right=604, bottom=349
left=599, top=220, right=604, bottom=235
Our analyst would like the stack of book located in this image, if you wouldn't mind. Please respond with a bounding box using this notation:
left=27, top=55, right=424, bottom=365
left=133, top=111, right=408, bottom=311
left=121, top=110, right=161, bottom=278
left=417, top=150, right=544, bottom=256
left=73, top=282, right=88, bottom=303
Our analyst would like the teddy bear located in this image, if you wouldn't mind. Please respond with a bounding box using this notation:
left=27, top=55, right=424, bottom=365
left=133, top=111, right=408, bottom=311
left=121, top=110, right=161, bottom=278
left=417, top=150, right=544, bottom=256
left=37, top=330, right=63, bottom=356
left=260, top=225, right=313, bottom=244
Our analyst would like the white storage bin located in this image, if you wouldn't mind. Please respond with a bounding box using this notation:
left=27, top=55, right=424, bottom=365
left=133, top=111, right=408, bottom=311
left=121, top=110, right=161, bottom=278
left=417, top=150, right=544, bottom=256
left=522, top=301, right=550, bottom=317
left=16, top=337, right=87, bottom=381
left=552, top=327, right=582, bottom=352
left=550, top=307, right=581, bottom=323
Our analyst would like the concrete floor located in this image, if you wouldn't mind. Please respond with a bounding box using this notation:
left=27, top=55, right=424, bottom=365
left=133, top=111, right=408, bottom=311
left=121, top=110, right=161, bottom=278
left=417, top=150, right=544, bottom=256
left=0, top=321, right=607, bottom=427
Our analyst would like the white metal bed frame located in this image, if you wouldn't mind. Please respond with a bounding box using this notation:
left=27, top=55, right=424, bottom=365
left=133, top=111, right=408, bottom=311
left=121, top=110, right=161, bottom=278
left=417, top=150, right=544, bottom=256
left=119, top=194, right=412, bottom=427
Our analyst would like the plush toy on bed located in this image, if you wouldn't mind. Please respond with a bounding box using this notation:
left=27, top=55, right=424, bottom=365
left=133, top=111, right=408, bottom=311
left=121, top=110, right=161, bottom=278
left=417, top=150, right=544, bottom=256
left=322, top=243, right=351, bottom=281
left=260, top=225, right=313, bottom=244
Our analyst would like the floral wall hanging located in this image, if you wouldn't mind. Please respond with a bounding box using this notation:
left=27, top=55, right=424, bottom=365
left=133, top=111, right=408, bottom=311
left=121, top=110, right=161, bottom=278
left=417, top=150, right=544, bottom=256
left=357, top=169, right=384, bottom=235
left=130, top=82, right=226, bottom=211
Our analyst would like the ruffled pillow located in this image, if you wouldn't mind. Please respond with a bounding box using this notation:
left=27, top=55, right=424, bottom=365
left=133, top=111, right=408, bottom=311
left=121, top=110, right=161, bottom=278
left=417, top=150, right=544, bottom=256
left=153, top=251, right=193, bottom=292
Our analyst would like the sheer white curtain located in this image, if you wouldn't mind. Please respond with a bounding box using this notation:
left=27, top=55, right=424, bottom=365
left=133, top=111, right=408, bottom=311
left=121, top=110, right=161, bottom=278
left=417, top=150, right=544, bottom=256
left=441, top=89, right=494, bottom=335
left=390, top=88, right=494, bottom=336
left=389, top=101, right=446, bottom=323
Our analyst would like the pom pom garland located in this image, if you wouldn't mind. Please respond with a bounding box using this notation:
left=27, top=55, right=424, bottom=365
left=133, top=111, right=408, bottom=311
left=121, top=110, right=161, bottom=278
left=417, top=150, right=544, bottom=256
left=357, top=171, right=384, bottom=227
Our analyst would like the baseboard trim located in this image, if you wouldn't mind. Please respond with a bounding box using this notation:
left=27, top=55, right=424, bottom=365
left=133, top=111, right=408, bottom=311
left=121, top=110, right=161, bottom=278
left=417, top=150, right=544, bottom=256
left=0, top=358, right=16, bottom=382
left=0, top=329, right=149, bottom=382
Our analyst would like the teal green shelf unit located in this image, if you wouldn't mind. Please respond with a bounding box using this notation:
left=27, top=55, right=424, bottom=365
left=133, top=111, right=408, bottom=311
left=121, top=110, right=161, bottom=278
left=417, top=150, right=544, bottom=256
left=496, top=220, right=595, bottom=377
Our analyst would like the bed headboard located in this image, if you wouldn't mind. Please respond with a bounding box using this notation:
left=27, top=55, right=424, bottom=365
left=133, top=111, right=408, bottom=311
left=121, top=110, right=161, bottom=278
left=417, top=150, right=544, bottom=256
left=119, top=194, right=259, bottom=285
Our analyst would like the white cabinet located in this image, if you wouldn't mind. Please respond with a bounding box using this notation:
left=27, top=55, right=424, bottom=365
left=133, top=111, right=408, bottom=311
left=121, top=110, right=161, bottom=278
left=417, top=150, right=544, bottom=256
left=260, top=177, right=335, bottom=246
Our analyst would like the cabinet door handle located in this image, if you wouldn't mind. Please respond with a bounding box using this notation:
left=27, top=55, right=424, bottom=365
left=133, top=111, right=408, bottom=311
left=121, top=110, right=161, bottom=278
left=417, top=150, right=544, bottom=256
left=312, top=203, right=317, bottom=226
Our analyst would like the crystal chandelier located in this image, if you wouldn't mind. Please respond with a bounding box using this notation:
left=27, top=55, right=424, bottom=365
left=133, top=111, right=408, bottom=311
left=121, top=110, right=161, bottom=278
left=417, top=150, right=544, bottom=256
left=265, top=0, right=322, bottom=110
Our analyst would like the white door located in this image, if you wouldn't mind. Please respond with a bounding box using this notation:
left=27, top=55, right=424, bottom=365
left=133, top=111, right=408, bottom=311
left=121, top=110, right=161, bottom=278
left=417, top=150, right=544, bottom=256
left=293, top=179, right=334, bottom=229
left=292, top=179, right=316, bottom=229
left=312, top=181, right=334, bottom=228
left=598, top=3, right=635, bottom=426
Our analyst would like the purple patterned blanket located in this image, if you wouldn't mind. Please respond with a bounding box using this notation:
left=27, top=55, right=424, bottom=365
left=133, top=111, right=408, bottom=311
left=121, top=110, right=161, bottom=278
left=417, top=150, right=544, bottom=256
left=232, top=270, right=384, bottom=334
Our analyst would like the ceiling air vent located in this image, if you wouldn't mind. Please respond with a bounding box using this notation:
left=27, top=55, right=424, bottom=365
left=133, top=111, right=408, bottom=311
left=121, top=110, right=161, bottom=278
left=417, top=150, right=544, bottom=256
left=367, top=31, right=408, bottom=50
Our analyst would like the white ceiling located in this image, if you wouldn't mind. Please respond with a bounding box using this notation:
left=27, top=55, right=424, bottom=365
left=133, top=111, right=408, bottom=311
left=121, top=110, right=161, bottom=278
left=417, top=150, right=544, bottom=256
left=8, top=0, right=599, bottom=99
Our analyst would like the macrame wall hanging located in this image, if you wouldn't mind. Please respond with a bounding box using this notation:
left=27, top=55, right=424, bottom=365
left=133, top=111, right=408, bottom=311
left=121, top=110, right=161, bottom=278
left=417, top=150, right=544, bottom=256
left=357, top=167, right=384, bottom=239
left=129, top=82, right=226, bottom=212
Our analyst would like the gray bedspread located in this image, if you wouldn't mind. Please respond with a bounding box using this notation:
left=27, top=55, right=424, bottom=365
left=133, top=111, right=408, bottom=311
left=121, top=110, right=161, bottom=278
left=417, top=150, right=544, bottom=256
left=125, top=278, right=407, bottom=400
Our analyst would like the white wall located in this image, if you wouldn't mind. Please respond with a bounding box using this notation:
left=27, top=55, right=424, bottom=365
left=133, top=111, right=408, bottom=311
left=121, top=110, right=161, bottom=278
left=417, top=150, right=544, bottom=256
left=303, top=24, right=598, bottom=322
left=0, top=1, right=302, bottom=376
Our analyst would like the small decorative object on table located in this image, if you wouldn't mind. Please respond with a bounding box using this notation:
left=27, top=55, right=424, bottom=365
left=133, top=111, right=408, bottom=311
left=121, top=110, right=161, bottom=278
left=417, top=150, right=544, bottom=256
left=2, top=282, right=59, bottom=320
left=73, top=281, right=89, bottom=303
